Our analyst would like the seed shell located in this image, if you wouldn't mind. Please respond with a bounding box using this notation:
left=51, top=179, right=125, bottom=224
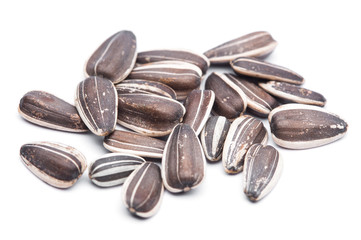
left=20, top=142, right=87, bottom=188
left=116, top=79, right=176, bottom=99
left=18, top=90, right=88, bottom=132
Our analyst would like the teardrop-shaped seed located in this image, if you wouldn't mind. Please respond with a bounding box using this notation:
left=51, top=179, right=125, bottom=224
left=200, top=116, right=231, bottom=162
left=259, top=81, right=326, bottom=106
left=222, top=115, right=268, bottom=174
left=117, top=94, right=186, bottom=137
left=88, top=153, right=145, bottom=187
left=122, top=162, right=164, bottom=218
left=115, top=79, right=176, bottom=99
left=162, top=124, right=206, bottom=193
left=18, top=91, right=88, bottom=132
left=231, top=57, right=304, bottom=85
left=136, top=49, right=210, bottom=74
left=20, top=142, right=87, bottom=188
left=103, top=130, right=166, bottom=158
left=183, top=90, right=215, bottom=135
left=224, top=74, right=279, bottom=118
left=204, top=31, right=277, bottom=64
left=205, top=72, right=247, bottom=120
left=85, top=30, right=137, bottom=84
left=243, top=144, right=282, bottom=202
left=75, top=76, right=118, bottom=136
left=268, top=104, right=348, bottom=149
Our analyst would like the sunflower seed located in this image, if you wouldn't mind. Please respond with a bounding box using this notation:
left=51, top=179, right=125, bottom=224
left=117, top=94, right=185, bottom=137
left=205, top=72, right=247, bottom=120
left=204, top=31, right=277, bottom=64
left=259, top=81, right=326, bottom=106
left=224, top=74, right=279, bottom=117
left=136, top=49, right=210, bottom=74
left=122, top=162, right=164, bottom=218
left=200, top=116, right=231, bottom=162
left=127, top=61, right=202, bottom=100
left=20, top=142, right=87, bottom=188
left=18, top=91, right=88, bottom=132
left=183, top=90, right=215, bottom=135
left=85, top=30, right=137, bottom=84
left=103, top=130, right=166, bottom=158
left=88, top=153, right=145, bottom=187
left=75, top=76, right=118, bottom=136
left=231, top=57, right=304, bottom=85
left=268, top=103, right=348, bottom=149
left=162, top=124, right=206, bottom=193
left=243, top=144, right=282, bottom=202
left=222, top=115, right=268, bottom=174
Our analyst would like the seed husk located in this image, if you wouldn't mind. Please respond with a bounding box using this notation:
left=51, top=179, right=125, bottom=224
left=182, top=89, right=215, bottom=135
left=162, top=124, right=206, bottom=193
left=20, top=142, right=87, bottom=188
left=122, top=162, right=164, bottom=218
left=136, top=49, right=210, bottom=74
left=243, top=144, right=282, bottom=202
left=103, top=130, right=166, bottom=158
left=203, top=31, right=277, bottom=64
left=88, top=153, right=145, bottom=187
left=205, top=72, right=248, bottom=120
left=222, top=115, right=268, bottom=174
left=259, top=81, right=326, bottom=106
left=85, top=30, right=137, bottom=84
left=231, top=57, right=304, bottom=85
left=75, top=76, right=118, bottom=136
left=18, top=90, right=88, bottom=132
left=117, top=93, right=186, bottom=137
left=200, top=116, right=231, bottom=162
left=268, top=103, right=348, bottom=149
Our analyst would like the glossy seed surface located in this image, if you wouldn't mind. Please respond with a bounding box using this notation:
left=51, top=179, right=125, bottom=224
left=116, top=79, right=176, bottom=99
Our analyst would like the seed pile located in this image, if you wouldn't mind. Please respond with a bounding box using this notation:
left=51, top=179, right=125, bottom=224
left=18, top=30, right=348, bottom=218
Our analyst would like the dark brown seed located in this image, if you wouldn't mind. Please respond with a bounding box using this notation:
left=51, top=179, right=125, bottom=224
left=20, top=142, right=87, bottom=188
left=222, top=115, right=268, bottom=174
left=103, top=130, right=166, bottom=158
left=122, top=162, right=164, bottom=218
left=243, top=144, right=282, bottom=202
left=204, top=31, right=277, bottom=64
left=18, top=91, right=88, bottom=132
left=268, top=104, right=348, bottom=149
left=205, top=72, right=247, bottom=120
left=231, top=57, right=304, bottom=85
left=85, top=30, right=137, bottom=84
left=182, top=90, right=215, bottom=135
left=75, top=76, right=118, bottom=136
left=162, top=124, right=206, bottom=193
left=117, top=94, right=185, bottom=137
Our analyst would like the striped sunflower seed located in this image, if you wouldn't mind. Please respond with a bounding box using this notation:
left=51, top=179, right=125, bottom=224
left=268, top=103, right=348, bottom=149
left=205, top=72, right=247, bottom=120
left=127, top=60, right=202, bottom=100
left=200, top=116, right=231, bottom=162
left=136, top=49, right=210, bottom=74
left=88, top=153, right=145, bottom=187
left=259, top=81, right=326, bottom=106
left=162, top=124, right=206, bottom=193
left=117, top=93, right=185, bottom=137
left=204, top=31, right=277, bottom=64
left=116, top=79, right=176, bottom=99
left=231, top=57, right=304, bottom=85
left=85, top=30, right=137, bottom=84
left=122, top=162, right=164, bottom=218
left=222, top=115, right=268, bottom=174
left=18, top=90, right=88, bottom=132
left=103, top=130, right=166, bottom=159
left=20, top=142, right=87, bottom=188
left=75, top=76, right=118, bottom=136
left=243, top=144, right=282, bottom=202
left=182, top=89, right=215, bottom=135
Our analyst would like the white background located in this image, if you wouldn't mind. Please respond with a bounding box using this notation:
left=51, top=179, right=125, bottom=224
left=1, top=1, right=360, bottom=239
